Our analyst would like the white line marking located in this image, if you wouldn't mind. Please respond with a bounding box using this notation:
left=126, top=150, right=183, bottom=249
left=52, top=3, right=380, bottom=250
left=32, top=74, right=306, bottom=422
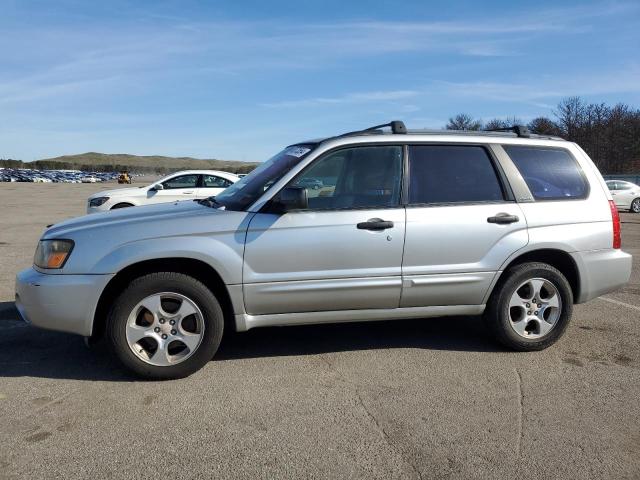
left=598, top=296, right=640, bottom=312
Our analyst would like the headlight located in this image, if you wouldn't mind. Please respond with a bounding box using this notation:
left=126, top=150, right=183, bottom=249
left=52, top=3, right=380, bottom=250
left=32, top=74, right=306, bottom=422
left=89, top=196, right=110, bottom=207
left=34, top=240, right=74, bottom=269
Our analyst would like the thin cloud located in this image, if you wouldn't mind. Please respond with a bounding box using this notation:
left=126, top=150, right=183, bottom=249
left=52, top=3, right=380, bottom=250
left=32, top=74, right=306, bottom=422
left=261, top=90, right=420, bottom=108
left=4, top=2, right=634, bottom=105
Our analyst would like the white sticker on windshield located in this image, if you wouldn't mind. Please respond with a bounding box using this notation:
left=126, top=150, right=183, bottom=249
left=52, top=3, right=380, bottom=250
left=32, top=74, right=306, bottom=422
left=285, top=146, right=311, bottom=158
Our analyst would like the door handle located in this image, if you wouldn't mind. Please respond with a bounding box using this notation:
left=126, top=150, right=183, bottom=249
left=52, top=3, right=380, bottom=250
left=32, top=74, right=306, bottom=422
left=357, top=218, right=394, bottom=231
left=487, top=213, right=519, bottom=224
left=183, top=190, right=195, bottom=194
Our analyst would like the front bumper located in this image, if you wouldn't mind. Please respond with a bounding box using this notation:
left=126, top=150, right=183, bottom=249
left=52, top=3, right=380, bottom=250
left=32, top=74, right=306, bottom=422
left=571, top=249, right=633, bottom=303
left=15, top=267, right=114, bottom=337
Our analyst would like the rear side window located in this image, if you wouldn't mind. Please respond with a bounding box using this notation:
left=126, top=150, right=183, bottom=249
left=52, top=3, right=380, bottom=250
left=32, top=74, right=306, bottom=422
left=504, top=146, right=588, bottom=200
left=408, top=145, right=505, bottom=204
left=203, top=175, right=232, bottom=188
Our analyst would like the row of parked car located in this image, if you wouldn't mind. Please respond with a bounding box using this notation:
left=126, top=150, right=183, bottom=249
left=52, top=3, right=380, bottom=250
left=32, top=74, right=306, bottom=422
left=0, top=168, right=121, bottom=183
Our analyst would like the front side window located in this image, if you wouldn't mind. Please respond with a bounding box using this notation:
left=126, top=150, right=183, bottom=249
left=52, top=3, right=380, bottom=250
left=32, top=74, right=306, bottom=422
left=162, top=174, right=199, bottom=190
left=203, top=175, right=232, bottom=188
left=215, top=144, right=316, bottom=211
left=504, top=146, right=588, bottom=200
left=408, top=145, right=505, bottom=204
left=290, top=145, right=403, bottom=210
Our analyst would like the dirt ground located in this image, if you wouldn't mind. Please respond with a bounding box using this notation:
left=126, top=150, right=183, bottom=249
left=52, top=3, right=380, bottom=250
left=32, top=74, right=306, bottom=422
left=0, top=181, right=638, bottom=479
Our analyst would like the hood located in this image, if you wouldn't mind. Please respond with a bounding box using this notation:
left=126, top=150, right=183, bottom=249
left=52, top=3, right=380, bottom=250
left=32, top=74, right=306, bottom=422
left=88, top=186, right=150, bottom=199
left=40, top=199, right=255, bottom=277
left=44, top=200, right=210, bottom=239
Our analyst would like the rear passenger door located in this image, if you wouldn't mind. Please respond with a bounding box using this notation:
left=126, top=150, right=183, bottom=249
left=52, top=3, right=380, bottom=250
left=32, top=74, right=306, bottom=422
left=198, top=174, right=234, bottom=199
left=401, top=145, right=528, bottom=307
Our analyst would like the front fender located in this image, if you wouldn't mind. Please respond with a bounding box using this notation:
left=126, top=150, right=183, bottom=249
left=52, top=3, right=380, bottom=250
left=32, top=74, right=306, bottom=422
left=91, top=235, right=244, bottom=284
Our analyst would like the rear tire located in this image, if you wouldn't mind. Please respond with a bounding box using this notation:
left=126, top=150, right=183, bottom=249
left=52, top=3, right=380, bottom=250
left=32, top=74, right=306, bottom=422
left=106, top=272, right=223, bottom=379
left=630, top=198, right=640, bottom=213
left=485, top=262, right=573, bottom=351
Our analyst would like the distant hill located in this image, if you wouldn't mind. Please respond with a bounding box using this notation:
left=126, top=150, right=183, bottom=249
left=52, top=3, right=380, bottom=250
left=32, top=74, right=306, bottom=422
left=31, top=152, right=259, bottom=174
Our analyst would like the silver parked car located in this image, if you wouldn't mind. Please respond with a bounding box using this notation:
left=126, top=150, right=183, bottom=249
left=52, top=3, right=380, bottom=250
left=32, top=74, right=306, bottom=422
left=15, top=122, right=632, bottom=379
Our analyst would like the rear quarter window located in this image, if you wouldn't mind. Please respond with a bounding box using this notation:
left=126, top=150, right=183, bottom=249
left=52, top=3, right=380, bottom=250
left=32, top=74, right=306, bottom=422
left=504, top=146, right=588, bottom=200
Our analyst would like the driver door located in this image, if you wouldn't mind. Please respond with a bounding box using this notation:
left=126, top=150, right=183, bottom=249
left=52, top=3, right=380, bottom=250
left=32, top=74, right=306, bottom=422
left=148, top=174, right=200, bottom=204
left=243, top=145, right=406, bottom=315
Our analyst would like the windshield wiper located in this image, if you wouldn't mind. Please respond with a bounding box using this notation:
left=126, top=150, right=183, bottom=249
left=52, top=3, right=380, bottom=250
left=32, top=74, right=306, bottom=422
left=196, top=197, right=222, bottom=208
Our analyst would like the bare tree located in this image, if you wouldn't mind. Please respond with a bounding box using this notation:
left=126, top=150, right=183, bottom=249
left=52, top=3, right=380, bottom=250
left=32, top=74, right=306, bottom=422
left=446, top=113, right=482, bottom=131
left=483, top=118, right=508, bottom=130
left=483, top=116, right=523, bottom=130
left=527, top=117, right=562, bottom=136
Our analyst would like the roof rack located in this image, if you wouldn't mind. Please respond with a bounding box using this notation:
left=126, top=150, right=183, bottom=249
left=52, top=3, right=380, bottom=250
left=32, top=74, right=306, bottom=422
left=484, top=125, right=531, bottom=138
left=308, top=121, right=564, bottom=145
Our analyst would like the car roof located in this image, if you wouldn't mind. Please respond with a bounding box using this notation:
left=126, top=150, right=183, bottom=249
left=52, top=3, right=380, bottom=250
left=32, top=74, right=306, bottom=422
left=165, top=170, right=239, bottom=177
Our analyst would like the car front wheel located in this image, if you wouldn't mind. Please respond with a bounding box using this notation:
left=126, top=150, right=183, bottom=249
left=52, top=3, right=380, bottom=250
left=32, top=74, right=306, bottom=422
left=106, top=272, right=223, bottom=379
left=485, top=262, right=573, bottom=351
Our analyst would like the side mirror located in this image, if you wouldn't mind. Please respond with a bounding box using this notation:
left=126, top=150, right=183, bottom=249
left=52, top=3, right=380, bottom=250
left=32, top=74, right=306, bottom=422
left=275, top=186, right=308, bottom=211
left=151, top=183, right=164, bottom=191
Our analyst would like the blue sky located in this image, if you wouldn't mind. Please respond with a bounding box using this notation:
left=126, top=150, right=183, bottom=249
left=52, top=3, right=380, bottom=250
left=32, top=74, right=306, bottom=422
left=1, top=0, right=639, bottom=161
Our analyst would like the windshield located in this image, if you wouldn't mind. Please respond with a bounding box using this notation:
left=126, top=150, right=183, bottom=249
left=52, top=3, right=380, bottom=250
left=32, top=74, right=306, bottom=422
left=215, top=144, right=316, bottom=211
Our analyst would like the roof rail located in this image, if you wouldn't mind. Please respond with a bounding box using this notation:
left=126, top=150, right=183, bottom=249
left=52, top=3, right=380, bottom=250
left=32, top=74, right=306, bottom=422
left=484, top=125, right=531, bottom=138
left=334, top=120, right=407, bottom=139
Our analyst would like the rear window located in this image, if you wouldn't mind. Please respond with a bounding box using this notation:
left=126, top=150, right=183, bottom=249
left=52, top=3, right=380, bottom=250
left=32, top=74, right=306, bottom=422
left=504, top=146, right=588, bottom=200
left=408, top=145, right=505, bottom=204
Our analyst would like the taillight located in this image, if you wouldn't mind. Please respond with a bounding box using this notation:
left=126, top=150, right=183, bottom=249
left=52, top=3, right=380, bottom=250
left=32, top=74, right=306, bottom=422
left=609, top=200, right=621, bottom=249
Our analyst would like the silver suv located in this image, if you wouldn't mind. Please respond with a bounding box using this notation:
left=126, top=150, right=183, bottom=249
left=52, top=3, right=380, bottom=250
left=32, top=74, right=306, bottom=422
left=15, top=121, right=632, bottom=379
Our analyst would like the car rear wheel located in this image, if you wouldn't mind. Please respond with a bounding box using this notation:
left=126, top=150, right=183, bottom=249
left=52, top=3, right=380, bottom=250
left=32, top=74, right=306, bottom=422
left=631, top=198, right=640, bottom=213
left=106, top=272, right=223, bottom=379
left=485, top=262, right=573, bottom=351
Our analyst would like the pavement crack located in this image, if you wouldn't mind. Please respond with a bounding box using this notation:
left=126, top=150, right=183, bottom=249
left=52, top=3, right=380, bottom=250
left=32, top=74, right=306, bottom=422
left=515, top=368, right=524, bottom=460
left=355, top=388, right=422, bottom=480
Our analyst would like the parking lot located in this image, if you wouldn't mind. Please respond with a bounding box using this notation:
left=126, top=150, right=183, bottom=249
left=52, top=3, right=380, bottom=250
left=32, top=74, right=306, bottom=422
left=0, top=182, right=638, bottom=479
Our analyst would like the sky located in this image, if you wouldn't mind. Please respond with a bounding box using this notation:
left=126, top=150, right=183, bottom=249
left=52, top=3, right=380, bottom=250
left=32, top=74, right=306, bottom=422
left=1, top=0, right=639, bottom=162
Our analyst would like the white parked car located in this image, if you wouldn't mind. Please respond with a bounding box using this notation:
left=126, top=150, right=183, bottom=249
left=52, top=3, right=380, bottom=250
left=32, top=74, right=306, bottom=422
left=606, top=180, right=640, bottom=213
left=87, top=170, right=239, bottom=213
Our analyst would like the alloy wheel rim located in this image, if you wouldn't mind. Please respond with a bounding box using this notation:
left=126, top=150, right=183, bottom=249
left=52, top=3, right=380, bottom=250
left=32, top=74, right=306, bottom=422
left=125, top=292, right=205, bottom=366
left=507, top=278, right=562, bottom=339
left=632, top=199, right=640, bottom=213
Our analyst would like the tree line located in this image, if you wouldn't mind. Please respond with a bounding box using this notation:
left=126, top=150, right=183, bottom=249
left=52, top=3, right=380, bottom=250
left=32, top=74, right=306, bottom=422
left=445, top=97, right=640, bottom=174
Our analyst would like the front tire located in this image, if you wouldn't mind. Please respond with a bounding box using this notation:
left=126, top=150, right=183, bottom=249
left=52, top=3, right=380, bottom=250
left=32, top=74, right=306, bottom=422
left=485, top=262, right=573, bottom=351
left=106, top=272, right=223, bottom=379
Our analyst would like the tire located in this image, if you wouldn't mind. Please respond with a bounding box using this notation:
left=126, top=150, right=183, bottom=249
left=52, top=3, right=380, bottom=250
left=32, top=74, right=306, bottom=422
left=485, top=262, right=573, bottom=351
left=630, top=198, right=640, bottom=213
left=111, top=203, right=134, bottom=210
left=106, top=272, right=224, bottom=379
